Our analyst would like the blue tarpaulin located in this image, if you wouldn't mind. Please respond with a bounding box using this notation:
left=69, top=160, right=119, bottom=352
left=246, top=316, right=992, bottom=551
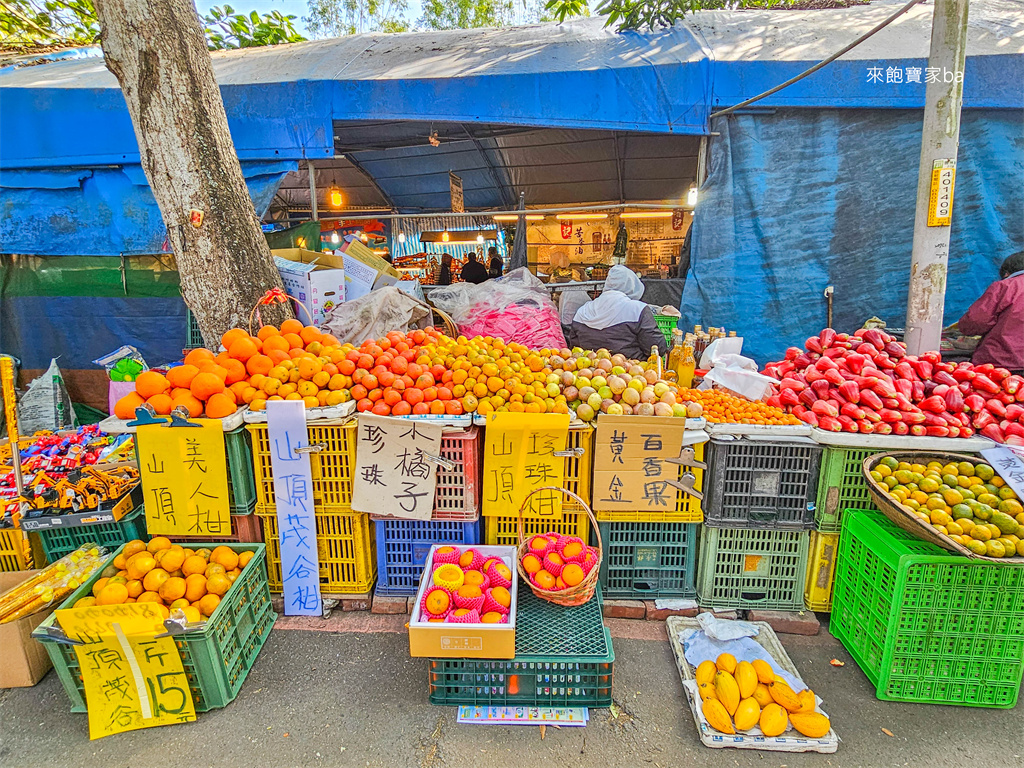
left=681, top=108, right=1024, bottom=364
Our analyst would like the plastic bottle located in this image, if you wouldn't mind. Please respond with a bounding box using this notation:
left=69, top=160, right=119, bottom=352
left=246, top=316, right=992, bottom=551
left=678, top=339, right=696, bottom=389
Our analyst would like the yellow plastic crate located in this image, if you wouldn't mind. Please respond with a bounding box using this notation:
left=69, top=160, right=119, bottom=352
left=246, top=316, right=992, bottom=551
left=248, top=421, right=357, bottom=515
left=804, top=530, right=840, bottom=612
left=258, top=510, right=376, bottom=594
left=0, top=528, right=30, bottom=572
left=483, top=511, right=590, bottom=548
left=484, top=425, right=594, bottom=521
left=594, top=441, right=705, bottom=523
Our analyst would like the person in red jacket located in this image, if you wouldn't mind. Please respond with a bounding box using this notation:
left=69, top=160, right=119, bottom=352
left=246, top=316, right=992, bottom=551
left=957, top=252, right=1024, bottom=374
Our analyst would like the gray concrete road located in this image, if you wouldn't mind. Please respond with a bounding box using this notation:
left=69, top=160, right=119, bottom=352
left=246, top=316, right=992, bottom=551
left=1, top=615, right=1021, bottom=768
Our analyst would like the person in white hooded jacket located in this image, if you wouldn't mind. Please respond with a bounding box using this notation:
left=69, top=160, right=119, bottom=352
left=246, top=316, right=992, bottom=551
left=568, top=265, right=667, bottom=359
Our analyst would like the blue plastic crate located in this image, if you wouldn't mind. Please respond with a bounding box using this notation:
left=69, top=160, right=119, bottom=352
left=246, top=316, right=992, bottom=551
left=374, top=519, right=480, bottom=595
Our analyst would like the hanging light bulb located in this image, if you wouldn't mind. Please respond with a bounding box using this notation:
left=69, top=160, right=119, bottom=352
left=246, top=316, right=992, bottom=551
left=397, top=232, right=406, bottom=244
left=686, top=183, right=698, bottom=208
left=330, top=231, right=340, bottom=245
left=476, top=234, right=484, bottom=244
left=328, top=187, right=343, bottom=208
left=441, top=230, right=450, bottom=243
left=360, top=232, right=369, bottom=242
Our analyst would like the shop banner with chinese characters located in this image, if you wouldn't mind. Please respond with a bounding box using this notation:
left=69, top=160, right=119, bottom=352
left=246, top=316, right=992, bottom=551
left=138, top=421, right=230, bottom=536
left=266, top=401, right=321, bottom=615
left=55, top=602, right=196, bottom=739
left=482, top=413, right=570, bottom=518
left=592, top=415, right=688, bottom=512
left=352, top=414, right=443, bottom=520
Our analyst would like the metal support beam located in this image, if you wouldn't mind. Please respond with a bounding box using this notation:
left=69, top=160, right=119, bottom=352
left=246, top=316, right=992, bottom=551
left=905, top=0, right=970, bottom=355
left=612, top=132, right=625, bottom=204
left=307, top=160, right=318, bottom=221
left=462, top=123, right=516, bottom=209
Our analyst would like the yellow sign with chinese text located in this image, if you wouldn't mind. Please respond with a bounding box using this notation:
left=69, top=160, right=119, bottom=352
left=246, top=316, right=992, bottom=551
left=138, top=420, right=230, bottom=536
left=55, top=602, right=196, bottom=739
left=482, top=412, right=570, bottom=518
left=593, top=415, right=688, bottom=511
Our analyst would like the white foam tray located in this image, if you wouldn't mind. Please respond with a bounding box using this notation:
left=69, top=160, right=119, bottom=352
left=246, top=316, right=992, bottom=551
left=809, top=429, right=994, bottom=452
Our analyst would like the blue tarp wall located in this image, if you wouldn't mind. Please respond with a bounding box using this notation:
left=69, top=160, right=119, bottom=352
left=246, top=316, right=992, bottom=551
left=682, top=108, right=1024, bottom=364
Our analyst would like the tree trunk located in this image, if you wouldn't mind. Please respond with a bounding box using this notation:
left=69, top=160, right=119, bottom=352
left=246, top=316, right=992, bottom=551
left=93, top=0, right=293, bottom=347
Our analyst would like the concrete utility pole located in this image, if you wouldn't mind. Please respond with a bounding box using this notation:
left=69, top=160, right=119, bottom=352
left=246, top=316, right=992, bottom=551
left=904, top=0, right=970, bottom=355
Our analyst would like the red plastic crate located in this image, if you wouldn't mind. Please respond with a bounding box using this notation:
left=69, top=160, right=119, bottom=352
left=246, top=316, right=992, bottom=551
left=369, top=426, right=481, bottom=522
left=167, top=513, right=264, bottom=545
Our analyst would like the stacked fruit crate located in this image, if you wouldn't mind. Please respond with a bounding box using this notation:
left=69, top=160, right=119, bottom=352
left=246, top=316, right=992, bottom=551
left=374, top=427, right=483, bottom=596
left=696, top=430, right=821, bottom=611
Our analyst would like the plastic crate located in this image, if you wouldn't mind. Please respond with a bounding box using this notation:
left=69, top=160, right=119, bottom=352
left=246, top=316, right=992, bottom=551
left=831, top=508, right=1024, bottom=708
left=258, top=510, right=375, bottom=593
left=185, top=308, right=204, bottom=349
left=375, top=518, right=480, bottom=595
left=38, top=542, right=274, bottom=713
left=248, top=421, right=357, bottom=515
left=483, top=511, right=590, bottom=548
left=0, top=528, right=30, bottom=571
left=594, top=441, right=705, bottom=523
left=703, top=436, right=821, bottom=529
left=432, top=428, right=482, bottom=521
left=814, top=446, right=877, bottom=532
left=167, top=513, right=264, bottom=545
left=696, top=527, right=810, bottom=610
left=428, top=582, right=613, bottom=707
left=804, top=530, right=840, bottom=612
left=654, top=314, right=678, bottom=348
left=596, top=521, right=698, bottom=599
left=36, top=505, right=149, bottom=563
left=485, top=425, right=594, bottom=521
left=135, top=425, right=256, bottom=515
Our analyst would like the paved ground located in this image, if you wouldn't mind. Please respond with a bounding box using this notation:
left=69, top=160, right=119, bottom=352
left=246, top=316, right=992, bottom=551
left=1, top=614, right=1022, bottom=768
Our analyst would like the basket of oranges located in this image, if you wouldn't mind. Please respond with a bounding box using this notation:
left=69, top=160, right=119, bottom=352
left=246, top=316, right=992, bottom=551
left=516, top=487, right=602, bottom=607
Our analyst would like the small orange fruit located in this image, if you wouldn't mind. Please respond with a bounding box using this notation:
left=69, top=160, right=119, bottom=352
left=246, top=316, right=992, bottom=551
left=96, top=582, right=129, bottom=606
left=205, top=392, right=237, bottom=418
left=184, top=573, right=208, bottom=602
left=146, top=393, right=174, bottom=415
left=160, top=546, right=186, bottom=573
left=562, top=563, right=585, bottom=587
left=490, top=586, right=511, bottom=608
left=522, top=554, right=542, bottom=574
left=457, top=584, right=482, bottom=599
left=143, top=568, right=170, bottom=593
left=425, top=589, right=451, bottom=616
left=125, top=579, right=144, bottom=598
left=205, top=563, right=226, bottom=579
left=237, top=551, right=254, bottom=569
left=183, top=348, right=215, bottom=368
left=206, top=574, right=231, bottom=596
left=135, top=371, right=170, bottom=399
left=257, top=325, right=281, bottom=341
left=280, top=318, right=304, bottom=335
left=228, top=336, right=259, bottom=363
left=123, top=540, right=147, bottom=558
left=562, top=541, right=583, bottom=559
left=158, top=577, right=187, bottom=602
left=138, top=591, right=163, bottom=604
left=182, top=555, right=208, bottom=577
left=528, top=536, right=550, bottom=553
left=211, top=546, right=239, bottom=570
left=191, top=371, right=225, bottom=400
left=166, top=364, right=199, bottom=389
left=463, top=570, right=486, bottom=587
left=198, top=594, right=221, bottom=617
left=533, top=571, right=556, bottom=590
left=481, top=612, right=503, bottom=623
left=114, top=392, right=146, bottom=420
left=147, top=536, right=172, bottom=554
left=126, top=554, right=156, bottom=581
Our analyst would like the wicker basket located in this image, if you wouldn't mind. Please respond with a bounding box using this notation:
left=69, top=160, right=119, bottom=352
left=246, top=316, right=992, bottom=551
left=862, top=452, right=1024, bottom=566
left=516, top=487, right=602, bottom=607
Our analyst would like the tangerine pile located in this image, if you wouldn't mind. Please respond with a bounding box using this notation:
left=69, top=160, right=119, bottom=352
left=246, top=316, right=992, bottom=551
left=677, top=388, right=802, bottom=426
left=520, top=532, right=598, bottom=592
left=419, top=547, right=513, bottom=624
left=73, top=538, right=253, bottom=624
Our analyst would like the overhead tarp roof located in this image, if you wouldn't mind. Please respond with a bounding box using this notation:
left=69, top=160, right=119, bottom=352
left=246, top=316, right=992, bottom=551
left=2, top=1, right=1022, bottom=171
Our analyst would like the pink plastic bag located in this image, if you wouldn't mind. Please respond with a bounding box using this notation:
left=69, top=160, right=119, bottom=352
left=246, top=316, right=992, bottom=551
left=460, top=301, right=566, bottom=349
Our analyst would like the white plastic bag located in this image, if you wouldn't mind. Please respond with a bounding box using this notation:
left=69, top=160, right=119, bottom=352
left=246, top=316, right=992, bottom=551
left=18, top=359, right=76, bottom=433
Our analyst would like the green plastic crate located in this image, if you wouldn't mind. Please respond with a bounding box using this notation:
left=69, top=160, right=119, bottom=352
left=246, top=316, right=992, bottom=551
left=831, top=508, right=1024, bottom=708
left=596, top=521, right=697, bottom=599
left=696, top=527, right=810, bottom=610
left=185, top=308, right=204, bottom=349
left=653, top=314, right=678, bottom=348
left=37, top=505, right=149, bottom=563
left=36, top=543, right=274, bottom=713
left=814, top=446, right=877, bottom=532
left=135, top=425, right=256, bottom=515
left=428, top=583, right=614, bottom=707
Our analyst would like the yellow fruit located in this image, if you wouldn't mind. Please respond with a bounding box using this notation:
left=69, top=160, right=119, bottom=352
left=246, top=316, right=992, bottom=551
left=735, top=660, right=758, bottom=699
left=697, top=682, right=717, bottom=702
left=715, top=670, right=741, bottom=716
left=769, top=680, right=802, bottom=713
left=789, top=711, right=831, bottom=739
left=752, top=683, right=774, bottom=708
left=695, top=660, right=717, bottom=686
left=147, top=536, right=172, bottom=553
left=759, top=703, right=789, bottom=737
left=734, top=697, right=761, bottom=731
left=797, top=688, right=816, bottom=713
left=702, top=698, right=735, bottom=734
left=752, top=658, right=775, bottom=685
left=96, top=583, right=129, bottom=606
left=210, top=545, right=239, bottom=571
left=716, top=653, right=737, bottom=674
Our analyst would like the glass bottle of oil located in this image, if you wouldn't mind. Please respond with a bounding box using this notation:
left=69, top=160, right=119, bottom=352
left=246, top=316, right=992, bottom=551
left=667, top=328, right=684, bottom=373
left=677, top=337, right=697, bottom=389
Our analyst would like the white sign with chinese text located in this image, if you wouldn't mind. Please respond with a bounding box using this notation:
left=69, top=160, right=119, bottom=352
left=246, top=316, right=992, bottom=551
left=267, top=401, right=321, bottom=615
left=981, top=446, right=1024, bottom=504
left=352, top=414, right=443, bottom=520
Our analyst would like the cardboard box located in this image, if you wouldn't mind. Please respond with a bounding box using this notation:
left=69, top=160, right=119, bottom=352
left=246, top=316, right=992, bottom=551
left=272, top=248, right=346, bottom=325
left=409, top=544, right=517, bottom=659
left=0, top=570, right=54, bottom=687
left=339, top=239, right=401, bottom=301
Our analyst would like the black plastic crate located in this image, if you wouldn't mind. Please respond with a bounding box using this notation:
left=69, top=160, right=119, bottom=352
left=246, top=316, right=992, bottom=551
left=428, top=583, right=613, bottom=707
left=596, top=521, right=697, bottom=599
left=703, top=436, right=822, bottom=529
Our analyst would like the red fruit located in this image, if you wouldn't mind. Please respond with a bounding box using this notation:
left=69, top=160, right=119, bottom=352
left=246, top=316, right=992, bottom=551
left=910, top=424, right=927, bottom=436
left=919, top=396, right=946, bottom=413
left=811, top=400, right=839, bottom=418
left=879, top=409, right=902, bottom=423
left=390, top=356, right=409, bottom=375
left=987, top=399, right=1007, bottom=418
left=860, top=407, right=882, bottom=423
left=819, top=328, right=836, bottom=348
left=356, top=398, right=373, bottom=412
left=824, top=368, right=845, bottom=386
left=445, top=400, right=464, bottom=415
left=780, top=388, right=801, bottom=407
left=1004, top=376, right=1023, bottom=395
left=805, top=337, right=823, bottom=354
left=973, top=374, right=1000, bottom=394
left=412, top=402, right=430, bottom=415
left=818, top=415, right=842, bottom=432
left=874, top=422, right=893, bottom=435
left=860, top=390, right=884, bottom=410
left=780, top=378, right=805, bottom=391
left=811, top=379, right=830, bottom=399
left=981, top=423, right=1006, bottom=442
left=391, top=401, right=412, bottom=416
left=371, top=401, right=391, bottom=416
left=1004, top=403, right=1024, bottom=421
left=892, top=421, right=909, bottom=435
left=838, top=381, right=860, bottom=404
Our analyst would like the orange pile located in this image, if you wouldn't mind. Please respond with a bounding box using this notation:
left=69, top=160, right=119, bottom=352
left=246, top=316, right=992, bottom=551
left=520, top=533, right=598, bottom=592
left=677, top=388, right=803, bottom=426
left=74, top=538, right=254, bottom=624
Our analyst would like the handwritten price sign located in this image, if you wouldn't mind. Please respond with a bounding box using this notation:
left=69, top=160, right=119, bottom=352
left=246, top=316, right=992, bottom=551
left=55, top=602, right=195, bottom=739
left=482, top=413, right=570, bottom=518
